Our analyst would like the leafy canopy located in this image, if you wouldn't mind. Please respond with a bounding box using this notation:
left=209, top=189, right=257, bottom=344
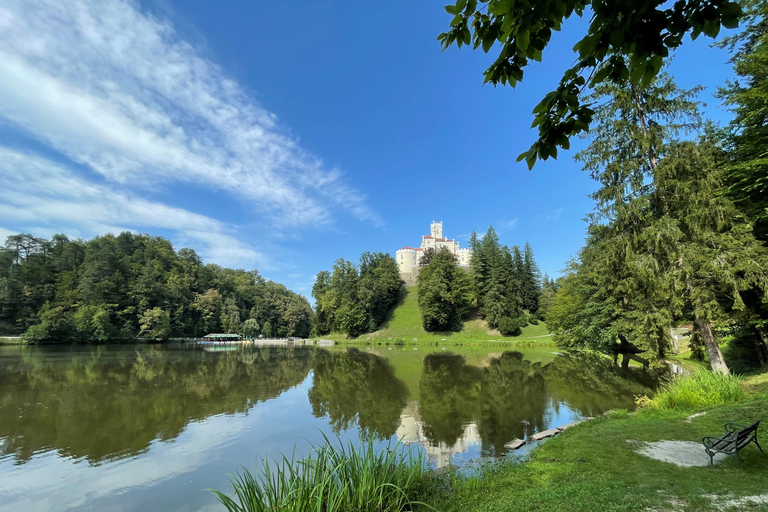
left=438, top=0, right=742, bottom=169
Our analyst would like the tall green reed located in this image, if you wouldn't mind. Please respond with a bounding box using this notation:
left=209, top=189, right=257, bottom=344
left=211, top=433, right=436, bottom=512
left=647, top=370, right=744, bottom=410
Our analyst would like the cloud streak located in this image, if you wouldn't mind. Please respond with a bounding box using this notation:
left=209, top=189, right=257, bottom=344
left=0, top=146, right=265, bottom=269
left=0, top=0, right=379, bottom=228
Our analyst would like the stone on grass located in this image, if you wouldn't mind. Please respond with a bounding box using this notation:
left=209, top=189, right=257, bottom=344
left=530, top=429, right=560, bottom=441
left=684, top=411, right=708, bottom=423
left=504, top=438, right=526, bottom=450
left=636, top=441, right=727, bottom=467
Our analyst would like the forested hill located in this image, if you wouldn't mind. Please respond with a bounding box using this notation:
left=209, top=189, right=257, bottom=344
left=0, top=232, right=313, bottom=341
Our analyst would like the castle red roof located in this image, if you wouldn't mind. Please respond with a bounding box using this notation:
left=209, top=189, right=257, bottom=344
left=399, top=246, right=423, bottom=251
left=423, top=235, right=432, bottom=239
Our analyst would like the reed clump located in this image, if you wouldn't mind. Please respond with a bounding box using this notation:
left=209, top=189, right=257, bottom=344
left=211, top=435, right=436, bottom=512
left=646, top=370, right=744, bottom=410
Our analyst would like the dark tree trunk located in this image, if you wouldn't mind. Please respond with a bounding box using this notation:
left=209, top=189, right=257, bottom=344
left=694, top=314, right=730, bottom=375
left=756, top=326, right=768, bottom=361
left=622, top=353, right=630, bottom=369
left=669, top=328, right=679, bottom=354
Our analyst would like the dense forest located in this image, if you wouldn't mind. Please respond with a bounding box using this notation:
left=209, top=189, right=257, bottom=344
left=311, top=252, right=402, bottom=337
left=546, top=2, right=768, bottom=374
left=417, top=231, right=543, bottom=334
left=0, top=232, right=313, bottom=341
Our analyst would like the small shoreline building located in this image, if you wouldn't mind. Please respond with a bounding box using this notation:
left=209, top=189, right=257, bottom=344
left=396, top=221, right=472, bottom=285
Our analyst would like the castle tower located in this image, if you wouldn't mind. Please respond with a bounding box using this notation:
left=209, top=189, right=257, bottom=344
left=430, top=221, right=443, bottom=239
left=396, top=221, right=471, bottom=285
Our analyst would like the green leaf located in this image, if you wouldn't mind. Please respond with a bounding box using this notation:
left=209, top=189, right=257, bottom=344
left=516, top=29, right=529, bottom=53
left=702, top=19, right=720, bottom=38
left=445, top=4, right=459, bottom=15
left=482, top=36, right=494, bottom=52
left=719, top=2, right=742, bottom=29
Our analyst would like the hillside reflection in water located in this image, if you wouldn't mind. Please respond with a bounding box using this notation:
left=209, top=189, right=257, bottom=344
left=0, top=343, right=664, bottom=511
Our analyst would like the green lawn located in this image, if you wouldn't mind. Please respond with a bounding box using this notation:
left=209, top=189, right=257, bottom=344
left=433, top=370, right=768, bottom=512
left=318, top=287, right=551, bottom=343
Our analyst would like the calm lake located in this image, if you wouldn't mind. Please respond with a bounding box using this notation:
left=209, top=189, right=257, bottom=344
left=0, top=343, right=661, bottom=511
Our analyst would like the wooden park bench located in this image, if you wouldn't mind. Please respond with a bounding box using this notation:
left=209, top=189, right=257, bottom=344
left=702, top=421, right=764, bottom=467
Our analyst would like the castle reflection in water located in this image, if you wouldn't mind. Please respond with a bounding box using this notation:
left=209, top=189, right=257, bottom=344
left=397, top=402, right=481, bottom=468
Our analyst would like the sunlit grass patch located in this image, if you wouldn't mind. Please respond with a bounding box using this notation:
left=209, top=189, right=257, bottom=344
left=211, top=435, right=437, bottom=512
left=646, top=370, right=744, bottom=411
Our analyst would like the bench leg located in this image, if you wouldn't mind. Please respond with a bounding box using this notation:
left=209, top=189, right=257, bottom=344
left=735, top=450, right=746, bottom=468
left=755, top=438, right=765, bottom=456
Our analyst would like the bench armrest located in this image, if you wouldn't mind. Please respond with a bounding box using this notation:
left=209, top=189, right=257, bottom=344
left=702, top=436, right=722, bottom=449
left=724, top=422, right=747, bottom=432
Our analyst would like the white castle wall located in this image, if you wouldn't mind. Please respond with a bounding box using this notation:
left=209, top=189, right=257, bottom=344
left=396, top=221, right=472, bottom=279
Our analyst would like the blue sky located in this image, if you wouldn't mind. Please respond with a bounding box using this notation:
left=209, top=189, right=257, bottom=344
left=0, top=0, right=740, bottom=298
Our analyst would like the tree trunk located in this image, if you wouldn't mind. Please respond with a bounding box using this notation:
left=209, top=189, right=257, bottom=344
left=755, top=326, right=768, bottom=367
left=756, top=325, right=768, bottom=357
left=694, top=315, right=729, bottom=375
left=621, top=353, right=630, bottom=369
left=669, top=327, right=679, bottom=354
left=631, top=84, right=658, bottom=171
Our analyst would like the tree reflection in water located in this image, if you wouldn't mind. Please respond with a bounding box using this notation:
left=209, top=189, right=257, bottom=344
left=479, top=351, right=547, bottom=456
left=0, top=345, right=312, bottom=464
left=544, top=351, right=663, bottom=416
left=0, top=345, right=665, bottom=468
left=308, top=348, right=408, bottom=438
left=418, top=353, right=481, bottom=447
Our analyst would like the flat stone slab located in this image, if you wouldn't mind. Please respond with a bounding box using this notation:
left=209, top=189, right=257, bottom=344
left=530, top=429, right=560, bottom=441
left=637, top=441, right=727, bottom=467
left=684, top=411, right=708, bottom=423
left=504, top=438, right=526, bottom=450
left=557, top=417, right=595, bottom=430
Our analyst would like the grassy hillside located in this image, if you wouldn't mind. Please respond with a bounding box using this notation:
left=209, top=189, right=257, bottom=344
left=321, top=286, right=551, bottom=342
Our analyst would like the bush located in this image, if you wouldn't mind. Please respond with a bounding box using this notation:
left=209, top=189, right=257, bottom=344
left=646, top=371, right=744, bottom=411
left=212, top=435, right=433, bottom=512
left=517, top=315, right=528, bottom=328
left=498, top=317, right=521, bottom=336
left=528, top=316, right=539, bottom=325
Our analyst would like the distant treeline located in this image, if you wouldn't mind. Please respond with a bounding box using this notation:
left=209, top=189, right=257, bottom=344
left=312, top=252, right=402, bottom=337
left=0, top=232, right=313, bottom=341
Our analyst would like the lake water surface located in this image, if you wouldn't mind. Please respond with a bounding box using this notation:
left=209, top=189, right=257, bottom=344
left=0, top=343, right=661, bottom=511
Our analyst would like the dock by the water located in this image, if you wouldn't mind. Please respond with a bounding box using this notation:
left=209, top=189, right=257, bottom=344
left=194, top=337, right=333, bottom=348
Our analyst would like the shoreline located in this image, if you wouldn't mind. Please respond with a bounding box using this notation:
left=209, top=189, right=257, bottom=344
left=435, top=369, right=768, bottom=511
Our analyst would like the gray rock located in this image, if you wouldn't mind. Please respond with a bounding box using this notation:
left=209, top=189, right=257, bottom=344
left=530, top=429, right=560, bottom=441
left=556, top=422, right=580, bottom=431
left=504, top=438, right=526, bottom=450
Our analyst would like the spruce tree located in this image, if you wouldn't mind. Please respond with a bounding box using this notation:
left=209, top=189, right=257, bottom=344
left=554, top=73, right=768, bottom=373
left=521, top=242, right=541, bottom=312
left=718, top=1, right=768, bottom=242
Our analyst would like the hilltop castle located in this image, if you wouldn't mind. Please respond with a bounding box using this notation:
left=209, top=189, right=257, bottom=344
left=396, top=221, right=472, bottom=284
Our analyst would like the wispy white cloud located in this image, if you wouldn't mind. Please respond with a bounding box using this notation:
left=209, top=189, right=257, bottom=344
left=0, top=227, right=16, bottom=244
left=495, top=218, right=519, bottom=234
left=542, top=207, right=564, bottom=221
left=0, top=0, right=380, bottom=228
left=0, top=146, right=265, bottom=269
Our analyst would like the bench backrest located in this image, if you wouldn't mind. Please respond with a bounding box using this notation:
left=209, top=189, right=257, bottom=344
left=736, top=421, right=760, bottom=446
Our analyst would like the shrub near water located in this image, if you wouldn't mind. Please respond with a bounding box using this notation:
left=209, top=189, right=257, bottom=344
left=211, top=435, right=434, bottom=512
left=647, top=370, right=744, bottom=410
